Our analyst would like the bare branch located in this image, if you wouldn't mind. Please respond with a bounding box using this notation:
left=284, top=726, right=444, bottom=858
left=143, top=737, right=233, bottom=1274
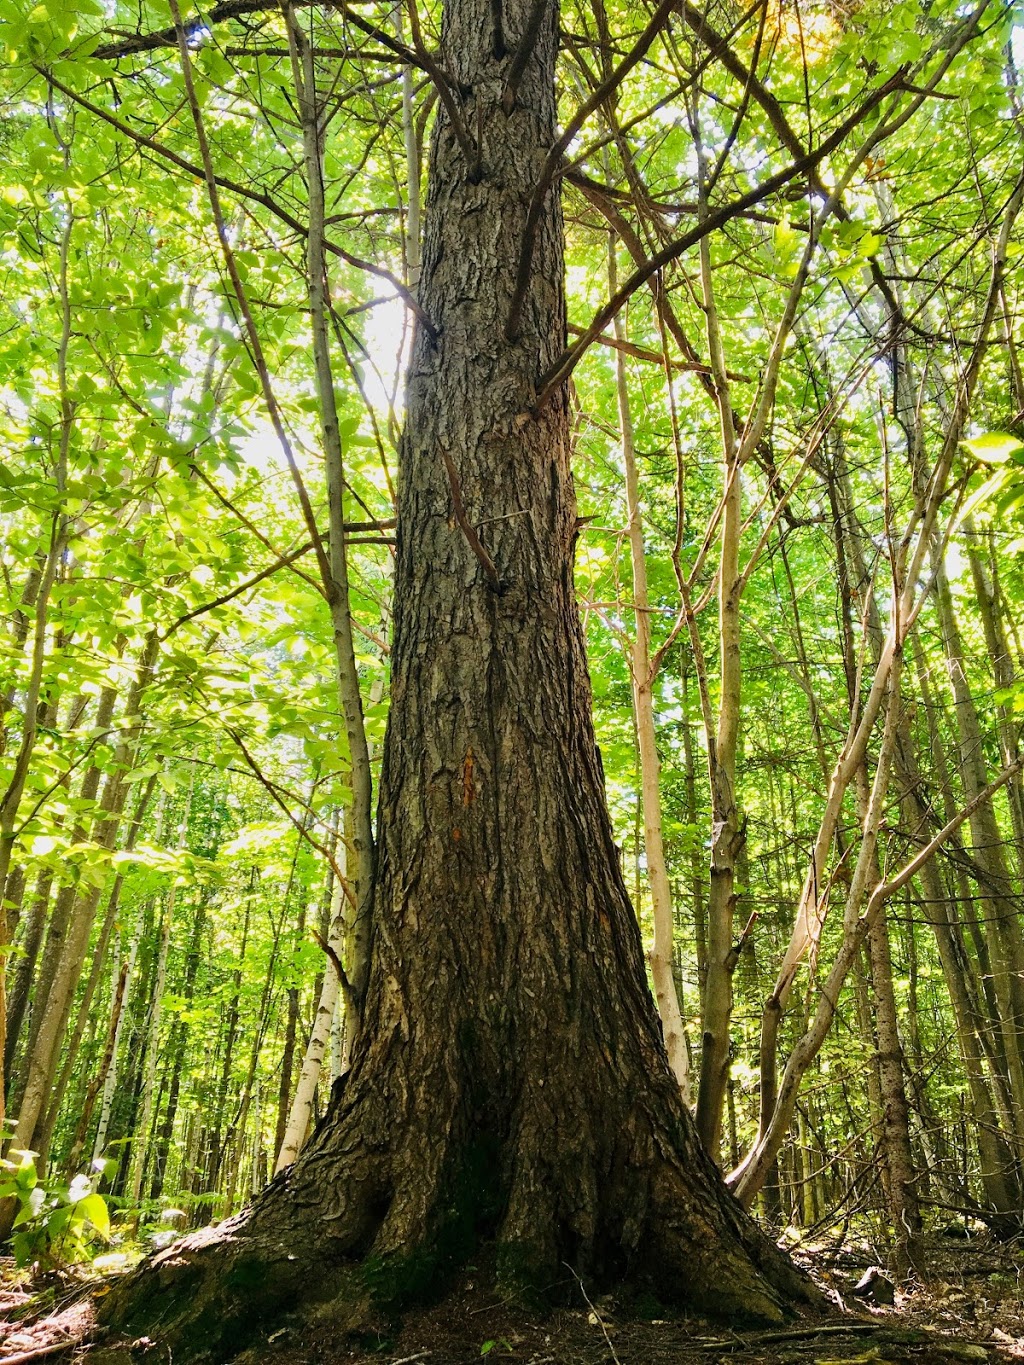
left=505, top=0, right=678, bottom=339
left=536, top=66, right=910, bottom=403
left=501, top=0, right=550, bottom=112
left=439, top=447, right=502, bottom=590
left=38, top=67, right=435, bottom=336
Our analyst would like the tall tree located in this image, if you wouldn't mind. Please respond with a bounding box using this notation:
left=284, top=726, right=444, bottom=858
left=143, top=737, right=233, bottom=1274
left=3, top=0, right=1023, bottom=1332
left=100, top=0, right=818, bottom=1353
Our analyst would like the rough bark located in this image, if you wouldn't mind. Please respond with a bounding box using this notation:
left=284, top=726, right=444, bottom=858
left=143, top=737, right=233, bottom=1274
left=692, top=133, right=743, bottom=1159
left=99, top=2, right=819, bottom=1354
left=4, top=870, right=54, bottom=1083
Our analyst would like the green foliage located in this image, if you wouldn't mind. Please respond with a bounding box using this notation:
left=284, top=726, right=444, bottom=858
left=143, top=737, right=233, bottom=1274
left=0, top=1151, right=112, bottom=1267
left=0, top=0, right=1023, bottom=1251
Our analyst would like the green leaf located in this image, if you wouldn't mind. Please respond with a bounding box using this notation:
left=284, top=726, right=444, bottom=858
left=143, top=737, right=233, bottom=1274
left=12, top=1231, right=37, bottom=1267
left=962, top=432, right=1024, bottom=464
left=11, top=1150, right=38, bottom=1190
left=76, top=1192, right=111, bottom=1238
left=47, top=1205, right=72, bottom=1237
left=13, top=1184, right=46, bottom=1225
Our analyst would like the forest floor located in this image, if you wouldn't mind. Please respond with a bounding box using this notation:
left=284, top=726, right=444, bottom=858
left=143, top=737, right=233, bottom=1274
left=1, top=1234, right=1024, bottom=1365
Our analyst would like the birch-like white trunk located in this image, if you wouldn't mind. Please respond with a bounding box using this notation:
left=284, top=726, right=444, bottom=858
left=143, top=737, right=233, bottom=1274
left=274, top=876, right=345, bottom=1173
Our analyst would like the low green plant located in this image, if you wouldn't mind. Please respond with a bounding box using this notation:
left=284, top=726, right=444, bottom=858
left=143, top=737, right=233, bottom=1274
left=0, top=1150, right=112, bottom=1268
left=479, top=1339, right=512, bottom=1356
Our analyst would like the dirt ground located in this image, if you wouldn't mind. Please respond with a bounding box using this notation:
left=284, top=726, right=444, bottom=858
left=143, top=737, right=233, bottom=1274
left=2, top=1235, right=1023, bottom=1365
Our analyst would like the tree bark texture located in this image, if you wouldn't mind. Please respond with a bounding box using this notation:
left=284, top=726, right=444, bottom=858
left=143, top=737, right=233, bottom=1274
left=101, top=4, right=817, bottom=1355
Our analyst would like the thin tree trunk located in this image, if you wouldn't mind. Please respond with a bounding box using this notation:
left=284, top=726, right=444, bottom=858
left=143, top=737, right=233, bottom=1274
left=204, top=879, right=251, bottom=1200
left=864, top=901, right=921, bottom=1273
left=275, top=871, right=345, bottom=1173
left=609, top=241, right=689, bottom=1100
left=734, top=649, right=905, bottom=1204
left=692, top=125, right=744, bottom=1156
left=967, top=529, right=1024, bottom=879
left=90, top=907, right=144, bottom=1167
left=931, top=550, right=1024, bottom=1150
left=680, top=658, right=707, bottom=1015
left=150, top=897, right=207, bottom=1199
left=897, top=734, right=1019, bottom=1223
left=66, top=922, right=131, bottom=1172
left=273, top=809, right=315, bottom=1161
left=40, top=773, right=158, bottom=1164
left=0, top=523, right=67, bottom=1134
left=4, top=870, right=55, bottom=1084
left=127, top=775, right=194, bottom=1204
left=285, top=12, right=374, bottom=1012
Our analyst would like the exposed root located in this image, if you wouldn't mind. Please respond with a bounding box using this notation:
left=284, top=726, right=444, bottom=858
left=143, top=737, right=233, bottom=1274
left=95, top=1131, right=823, bottom=1365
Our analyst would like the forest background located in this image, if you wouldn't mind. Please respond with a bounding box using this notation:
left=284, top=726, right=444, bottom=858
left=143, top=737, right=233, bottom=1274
left=1, top=0, right=1024, bottom=1286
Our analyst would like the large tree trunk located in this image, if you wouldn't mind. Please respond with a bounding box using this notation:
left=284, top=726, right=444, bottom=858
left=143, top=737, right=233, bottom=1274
left=100, top=2, right=817, bottom=1354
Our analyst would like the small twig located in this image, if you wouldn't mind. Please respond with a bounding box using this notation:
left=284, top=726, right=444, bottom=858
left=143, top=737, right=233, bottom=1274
left=439, top=447, right=502, bottom=589
left=725, top=907, right=759, bottom=970
left=36, top=67, right=434, bottom=336
left=188, top=464, right=322, bottom=595
left=696, top=1322, right=879, bottom=1350
left=0, top=1342, right=81, bottom=1365
left=12, top=726, right=127, bottom=834
left=565, top=323, right=752, bottom=380
left=562, top=1264, right=621, bottom=1365
left=310, top=927, right=348, bottom=985
left=535, top=66, right=909, bottom=401
left=161, top=541, right=316, bottom=638
left=223, top=722, right=355, bottom=904
left=309, top=927, right=360, bottom=1019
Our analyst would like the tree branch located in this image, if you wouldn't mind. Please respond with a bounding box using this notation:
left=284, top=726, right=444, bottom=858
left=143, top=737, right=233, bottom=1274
left=38, top=67, right=435, bottom=336
left=500, top=0, right=549, bottom=112
left=439, top=447, right=502, bottom=590
left=504, top=0, right=678, bottom=339
left=223, top=723, right=356, bottom=905
left=535, top=66, right=909, bottom=403
left=309, top=927, right=359, bottom=1017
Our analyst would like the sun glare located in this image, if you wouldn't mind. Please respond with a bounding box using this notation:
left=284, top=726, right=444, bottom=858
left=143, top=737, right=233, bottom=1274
left=767, top=0, right=840, bottom=65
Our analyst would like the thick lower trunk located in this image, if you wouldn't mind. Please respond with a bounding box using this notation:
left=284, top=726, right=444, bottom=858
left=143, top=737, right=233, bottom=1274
left=100, top=3, right=818, bottom=1354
